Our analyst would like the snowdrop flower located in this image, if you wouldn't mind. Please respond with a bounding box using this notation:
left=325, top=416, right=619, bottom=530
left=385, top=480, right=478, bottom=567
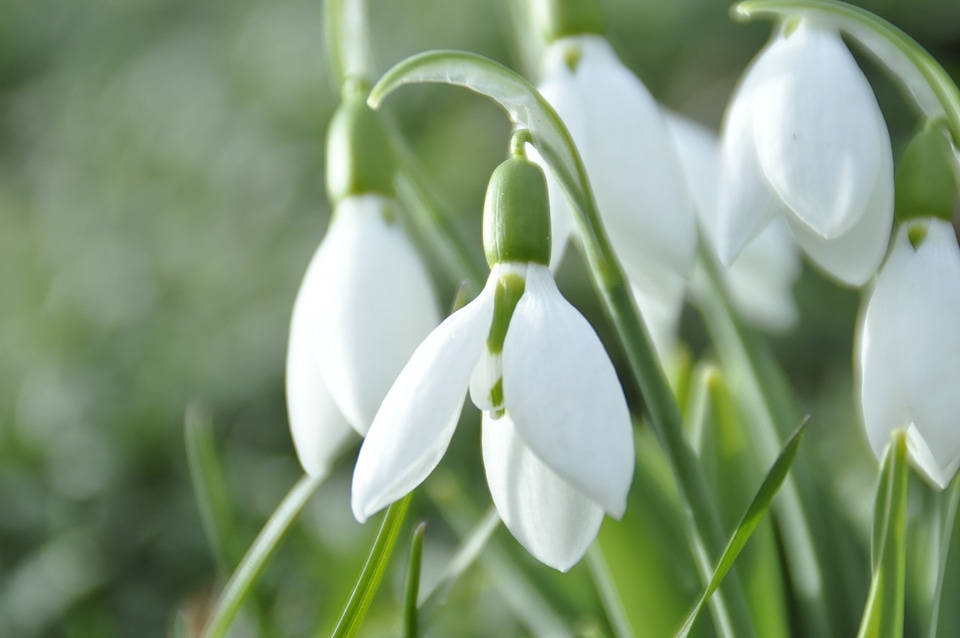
left=531, top=33, right=697, bottom=357
left=666, top=113, right=801, bottom=331
left=717, top=19, right=893, bottom=287
left=858, top=219, right=960, bottom=489
left=352, top=152, right=635, bottom=570
left=286, top=101, right=439, bottom=477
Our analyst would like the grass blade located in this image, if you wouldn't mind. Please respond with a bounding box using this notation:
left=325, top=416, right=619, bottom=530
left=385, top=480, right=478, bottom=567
left=403, top=523, right=427, bottom=638
left=331, top=493, right=413, bottom=638
left=184, top=404, right=238, bottom=575
left=676, top=417, right=810, bottom=638
left=202, top=473, right=323, bottom=638
left=587, top=544, right=636, bottom=638
left=857, top=429, right=909, bottom=638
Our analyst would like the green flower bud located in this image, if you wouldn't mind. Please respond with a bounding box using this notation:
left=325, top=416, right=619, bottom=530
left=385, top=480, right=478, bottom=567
left=894, top=121, right=957, bottom=224
left=531, top=0, right=603, bottom=44
left=483, top=155, right=552, bottom=267
left=325, top=100, right=395, bottom=204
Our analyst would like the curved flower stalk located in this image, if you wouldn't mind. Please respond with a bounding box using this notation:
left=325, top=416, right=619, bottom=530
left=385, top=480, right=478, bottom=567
left=352, top=153, right=635, bottom=571
left=717, top=19, right=894, bottom=287
left=666, top=113, right=801, bottom=332
left=286, top=101, right=440, bottom=478
left=858, top=219, right=960, bottom=489
left=531, top=34, right=697, bottom=356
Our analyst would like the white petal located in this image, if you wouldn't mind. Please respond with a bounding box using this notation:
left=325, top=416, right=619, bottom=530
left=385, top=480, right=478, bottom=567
left=311, top=195, right=440, bottom=434
left=753, top=22, right=889, bottom=239
left=501, top=264, right=634, bottom=517
left=350, top=273, right=495, bottom=522
left=629, top=265, right=685, bottom=362
left=859, top=220, right=960, bottom=489
left=725, top=218, right=801, bottom=331
left=482, top=411, right=604, bottom=572
left=896, top=221, right=960, bottom=487
left=668, top=112, right=800, bottom=331
left=716, top=53, right=785, bottom=264
left=285, top=279, right=355, bottom=477
left=786, top=131, right=892, bottom=287
left=858, top=230, right=910, bottom=461
left=542, top=35, right=696, bottom=282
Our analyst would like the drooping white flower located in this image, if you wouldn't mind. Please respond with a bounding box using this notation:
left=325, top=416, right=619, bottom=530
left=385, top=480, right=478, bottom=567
left=531, top=34, right=697, bottom=354
left=858, top=219, right=960, bottom=489
left=286, top=194, right=439, bottom=477
left=666, top=112, right=801, bottom=331
left=717, top=20, right=893, bottom=287
left=351, top=260, right=634, bottom=571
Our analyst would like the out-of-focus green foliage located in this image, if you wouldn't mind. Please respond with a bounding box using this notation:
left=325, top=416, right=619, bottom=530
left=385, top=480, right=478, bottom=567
left=0, top=0, right=958, bottom=636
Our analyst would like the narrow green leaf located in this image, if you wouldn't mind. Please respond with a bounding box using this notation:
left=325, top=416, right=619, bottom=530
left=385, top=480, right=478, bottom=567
left=587, top=544, right=636, bottom=638
left=403, top=523, right=427, bottom=638
left=184, top=404, right=237, bottom=575
left=933, top=475, right=960, bottom=638
left=857, top=430, right=909, bottom=638
left=676, top=417, right=810, bottom=638
left=331, top=493, right=413, bottom=638
left=871, top=438, right=896, bottom=572
left=202, top=474, right=323, bottom=638
left=732, top=0, right=960, bottom=148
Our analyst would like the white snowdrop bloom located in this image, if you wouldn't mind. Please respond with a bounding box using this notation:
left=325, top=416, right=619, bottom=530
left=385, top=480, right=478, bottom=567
left=717, top=20, right=893, bottom=287
left=286, top=194, right=439, bottom=477
left=858, top=219, right=960, bottom=489
left=352, top=156, right=635, bottom=571
left=666, top=113, right=801, bottom=331
left=531, top=34, right=697, bottom=329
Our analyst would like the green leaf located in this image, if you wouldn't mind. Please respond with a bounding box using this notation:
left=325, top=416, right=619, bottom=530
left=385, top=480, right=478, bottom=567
left=403, top=522, right=427, bottom=638
left=933, top=476, right=960, bottom=638
left=676, top=417, right=810, bottom=638
left=202, top=474, right=323, bottom=638
left=331, top=493, right=413, bottom=638
left=732, top=0, right=960, bottom=148
left=857, top=430, right=909, bottom=638
left=184, top=404, right=238, bottom=575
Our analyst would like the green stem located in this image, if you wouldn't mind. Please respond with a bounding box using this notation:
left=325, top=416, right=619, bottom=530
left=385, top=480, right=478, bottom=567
left=331, top=493, right=413, bottom=638
left=587, top=544, right=636, bottom=638
left=202, top=474, right=323, bottom=638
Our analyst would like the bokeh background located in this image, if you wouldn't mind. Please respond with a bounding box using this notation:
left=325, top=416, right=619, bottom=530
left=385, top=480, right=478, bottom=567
left=1, top=0, right=958, bottom=635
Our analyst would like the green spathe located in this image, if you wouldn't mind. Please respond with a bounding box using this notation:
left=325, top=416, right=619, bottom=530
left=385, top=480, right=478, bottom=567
left=326, top=100, right=395, bottom=203
left=483, top=157, right=552, bottom=267
left=532, top=0, right=603, bottom=43
left=894, top=122, right=957, bottom=224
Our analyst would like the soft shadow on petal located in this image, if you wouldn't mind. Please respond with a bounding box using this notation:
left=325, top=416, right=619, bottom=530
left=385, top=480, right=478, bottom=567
left=502, top=265, right=634, bottom=517
left=351, top=274, right=495, bottom=522
left=787, top=132, right=892, bottom=287
left=569, top=36, right=696, bottom=281
left=897, top=221, right=960, bottom=487
left=313, top=195, right=440, bottom=434
left=857, top=228, right=910, bottom=462
left=285, top=270, right=355, bottom=477
left=482, top=411, right=604, bottom=572
left=753, top=22, right=888, bottom=239
left=716, top=51, right=784, bottom=265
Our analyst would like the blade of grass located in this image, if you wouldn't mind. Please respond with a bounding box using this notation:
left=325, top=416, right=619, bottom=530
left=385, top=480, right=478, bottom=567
left=403, top=523, right=427, bottom=638
left=202, top=474, right=322, bottom=638
left=676, top=417, right=810, bottom=638
left=331, top=493, right=413, bottom=638
left=587, top=544, right=636, bottom=638
left=857, top=430, right=909, bottom=638
left=185, top=404, right=238, bottom=575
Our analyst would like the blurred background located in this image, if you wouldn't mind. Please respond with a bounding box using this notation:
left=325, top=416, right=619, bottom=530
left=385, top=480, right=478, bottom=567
left=0, top=0, right=958, bottom=635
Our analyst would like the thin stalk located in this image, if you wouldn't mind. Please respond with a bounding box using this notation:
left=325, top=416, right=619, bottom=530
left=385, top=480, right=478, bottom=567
left=587, top=544, right=636, bottom=638
left=202, top=474, right=323, bottom=638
